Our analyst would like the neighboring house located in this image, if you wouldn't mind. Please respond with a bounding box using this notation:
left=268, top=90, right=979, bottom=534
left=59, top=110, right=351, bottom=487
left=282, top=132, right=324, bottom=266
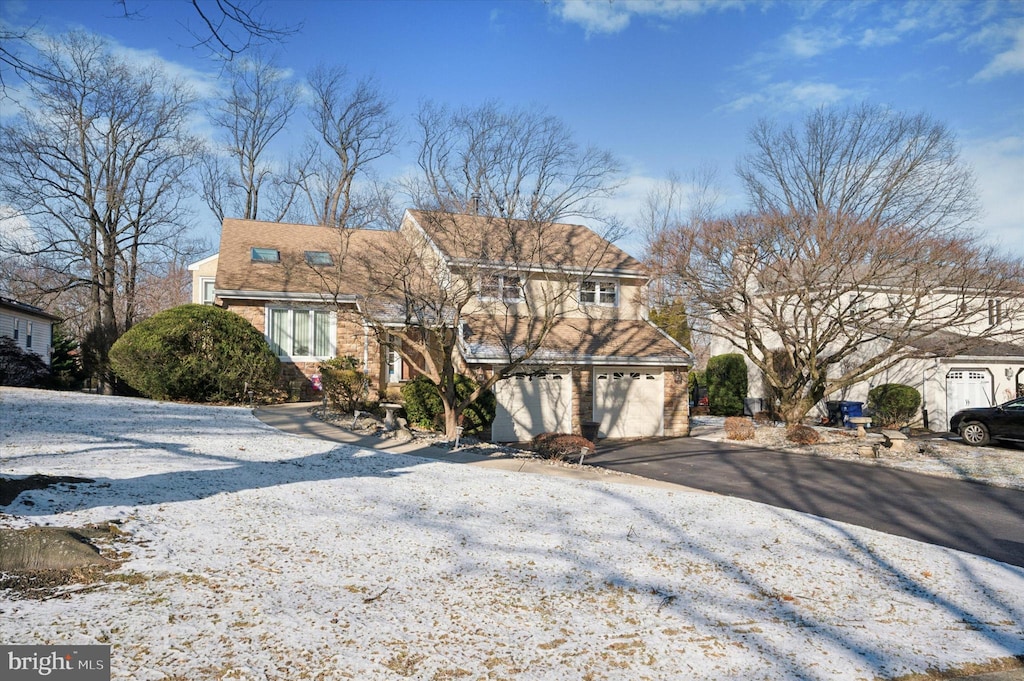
left=0, top=296, right=58, bottom=366
left=710, top=286, right=1024, bottom=431
left=190, top=209, right=693, bottom=441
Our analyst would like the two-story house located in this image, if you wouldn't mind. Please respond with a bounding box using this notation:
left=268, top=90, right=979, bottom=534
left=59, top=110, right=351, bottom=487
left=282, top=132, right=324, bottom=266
left=709, top=281, right=1024, bottom=431
left=191, top=209, right=693, bottom=441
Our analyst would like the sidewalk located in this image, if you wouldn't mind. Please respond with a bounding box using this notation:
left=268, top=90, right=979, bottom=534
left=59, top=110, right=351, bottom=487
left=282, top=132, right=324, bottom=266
left=254, top=401, right=693, bottom=493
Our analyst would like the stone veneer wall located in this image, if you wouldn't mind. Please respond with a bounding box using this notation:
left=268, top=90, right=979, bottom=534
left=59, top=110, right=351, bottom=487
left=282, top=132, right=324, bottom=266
left=663, top=369, right=690, bottom=437
left=222, top=302, right=386, bottom=397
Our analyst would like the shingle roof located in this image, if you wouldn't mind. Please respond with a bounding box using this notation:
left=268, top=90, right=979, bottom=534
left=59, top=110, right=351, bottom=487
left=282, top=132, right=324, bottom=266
left=215, top=218, right=400, bottom=297
left=908, top=329, right=1024, bottom=359
left=405, top=210, right=645, bottom=276
left=0, top=297, right=59, bottom=320
left=461, top=315, right=692, bottom=366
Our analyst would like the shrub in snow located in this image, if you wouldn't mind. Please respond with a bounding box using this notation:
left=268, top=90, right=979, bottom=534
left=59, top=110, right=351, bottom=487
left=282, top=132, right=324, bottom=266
left=724, top=416, right=755, bottom=441
left=786, top=424, right=821, bottom=445
left=399, top=374, right=495, bottom=434
left=109, top=304, right=280, bottom=403
left=532, top=433, right=596, bottom=461
left=707, top=353, right=747, bottom=416
left=318, top=356, right=366, bottom=412
left=0, top=336, right=50, bottom=387
left=868, top=383, right=921, bottom=428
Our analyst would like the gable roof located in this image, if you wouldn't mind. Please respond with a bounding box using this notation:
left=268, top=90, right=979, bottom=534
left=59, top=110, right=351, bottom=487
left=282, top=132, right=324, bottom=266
left=461, top=316, right=692, bottom=366
left=405, top=210, right=645, bottom=277
left=0, top=296, right=59, bottom=321
left=215, top=218, right=401, bottom=300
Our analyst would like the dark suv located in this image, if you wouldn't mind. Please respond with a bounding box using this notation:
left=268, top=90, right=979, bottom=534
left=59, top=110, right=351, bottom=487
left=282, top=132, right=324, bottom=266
left=950, top=397, right=1024, bottom=446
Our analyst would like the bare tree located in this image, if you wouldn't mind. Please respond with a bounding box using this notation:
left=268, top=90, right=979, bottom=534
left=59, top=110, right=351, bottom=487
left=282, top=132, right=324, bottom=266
left=737, top=102, right=979, bottom=235
left=653, top=210, right=1024, bottom=424
left=0, top=31, right=203, bottom=391
left=2, top=1, right=299, bottom=92
left=342, top=102, right=625, bottom=438
left=301, top=65, right=400, bottom=228
left=640, top=166, right=722, bottom=356
left=650, top=104, right=1021, bottom=423
left=201, top=53, right=302, bottom=222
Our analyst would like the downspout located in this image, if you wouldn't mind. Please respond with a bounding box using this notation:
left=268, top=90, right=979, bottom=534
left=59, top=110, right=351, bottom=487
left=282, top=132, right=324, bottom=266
left=363, top=323, right=370, bottom=376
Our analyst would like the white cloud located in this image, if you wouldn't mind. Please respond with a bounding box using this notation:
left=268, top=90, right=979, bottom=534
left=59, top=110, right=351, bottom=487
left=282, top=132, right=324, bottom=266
left=973, top=22, right=1024, bottom=80
left=782, top=26, right=844, bottom=58
left=962, top=135, right=1024, bottom=256
left=0, top=205, right=38, bottom=253
left=552, top=0, right=748, bottom=37
left=722, top=80, right=856, bottom=113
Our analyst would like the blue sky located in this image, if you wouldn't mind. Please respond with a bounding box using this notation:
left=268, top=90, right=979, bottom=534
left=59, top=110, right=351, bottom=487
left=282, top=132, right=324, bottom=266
left=2, top=0, right=1022, bottom=258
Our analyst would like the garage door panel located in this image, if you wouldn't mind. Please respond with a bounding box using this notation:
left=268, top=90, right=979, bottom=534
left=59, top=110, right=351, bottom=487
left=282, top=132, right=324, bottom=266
left=946, top=369, right=992, bottom=416
left=492, top=371, right=572, bottom=442
left=594, top=368, right=664, bottom=439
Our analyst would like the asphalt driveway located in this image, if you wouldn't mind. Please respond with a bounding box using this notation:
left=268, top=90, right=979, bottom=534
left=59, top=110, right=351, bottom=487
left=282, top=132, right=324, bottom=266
left=585, top=437, right=1024, bottom=568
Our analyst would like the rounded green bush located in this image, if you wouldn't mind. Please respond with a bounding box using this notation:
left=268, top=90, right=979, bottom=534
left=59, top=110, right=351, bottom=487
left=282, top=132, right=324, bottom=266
left=399, top=374, right=495, bottom=434
left=109, top=304, right=280, bottom=402
left=867, top=383, right=921, bottom=428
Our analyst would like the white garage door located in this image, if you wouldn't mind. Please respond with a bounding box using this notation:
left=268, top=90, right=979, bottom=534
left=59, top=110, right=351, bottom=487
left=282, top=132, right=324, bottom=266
left=946, top=369, right=992, bottom=415
left=594, top=368, right=664, bottom=439
left=492, top=371, right=572, bottom=442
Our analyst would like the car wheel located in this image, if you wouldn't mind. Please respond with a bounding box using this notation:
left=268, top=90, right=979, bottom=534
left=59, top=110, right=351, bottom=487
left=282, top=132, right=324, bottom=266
left=960, top=422, right=990, bottom=446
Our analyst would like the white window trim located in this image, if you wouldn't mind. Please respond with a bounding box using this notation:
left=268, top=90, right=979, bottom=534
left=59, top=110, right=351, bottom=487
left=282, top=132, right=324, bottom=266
left=580, top=279, right=618, bottom=307
left=200, top=277, right=216, bottom=305
left=386, top=334, right=404, bottom=383
left=479, top=273, right=523, bottom=303
left=265, top=306, right=337, bottom=361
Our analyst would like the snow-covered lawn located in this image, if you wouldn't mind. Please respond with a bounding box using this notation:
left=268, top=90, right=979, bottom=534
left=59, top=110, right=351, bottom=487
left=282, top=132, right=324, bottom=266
left=2, top=387, right=1022, bottom=680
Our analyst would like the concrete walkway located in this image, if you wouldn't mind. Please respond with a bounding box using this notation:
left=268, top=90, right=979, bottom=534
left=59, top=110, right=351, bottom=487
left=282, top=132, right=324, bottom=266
left=253, top=402, right=691, bottom=493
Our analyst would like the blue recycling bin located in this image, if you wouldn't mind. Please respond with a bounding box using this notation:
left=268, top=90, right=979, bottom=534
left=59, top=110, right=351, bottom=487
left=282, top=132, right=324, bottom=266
left=826, top=401, right=863, bottom=427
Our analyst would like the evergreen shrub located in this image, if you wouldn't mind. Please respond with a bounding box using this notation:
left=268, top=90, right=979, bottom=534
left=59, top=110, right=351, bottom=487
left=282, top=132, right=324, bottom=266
left=109, top=304, right=280, bottom=402
left=868, top=383, right=921, bottom=428
left=707, top=353, right=748, bottom=416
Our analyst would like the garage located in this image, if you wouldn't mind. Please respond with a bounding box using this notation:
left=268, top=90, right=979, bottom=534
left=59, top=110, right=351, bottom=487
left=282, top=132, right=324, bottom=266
left=491, top=370, right=572, bottom=442
left=594, top=368, right=664, bottom=439
left=946, top=369, right=993, bottom=416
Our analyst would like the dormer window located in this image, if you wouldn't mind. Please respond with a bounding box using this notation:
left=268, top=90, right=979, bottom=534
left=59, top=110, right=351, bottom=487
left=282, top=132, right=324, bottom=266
left=251, top=247, right=280, bottom=263
left=480, top=274, right=522, bottom=302
left=305, top=250, right=334, bottom=266
left=580, top=280, right=617, bottom=306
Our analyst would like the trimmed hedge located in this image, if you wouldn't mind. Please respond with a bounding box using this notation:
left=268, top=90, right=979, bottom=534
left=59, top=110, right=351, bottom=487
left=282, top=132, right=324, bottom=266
left=109, top=304, right=280, bottom=402
left=868, top=383, right=921, bottom=428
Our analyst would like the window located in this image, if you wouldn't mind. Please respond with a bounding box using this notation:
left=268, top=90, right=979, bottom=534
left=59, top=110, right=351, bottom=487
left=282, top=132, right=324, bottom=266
left=251, top=247, right=280, bottom=263
left=200, top=278, right=216, bottom=305
left=386, top=334, right=404, bottom=383
left=13, top=319, right=19, bottom=341
left=26, top=321, right=32, bottom=349
left=988, top=299, right=1004, bottom=326
left=480, top=274, right=522, bottom=302
left=580, top=280, right=617, bottom=306
left=267, top=308, right=335, bottom=359
left=305, top=251, right=334, bottom=266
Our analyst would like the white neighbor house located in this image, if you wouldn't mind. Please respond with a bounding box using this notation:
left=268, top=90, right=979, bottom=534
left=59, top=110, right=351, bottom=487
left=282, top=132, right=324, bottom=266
left=0, top=296, right=57, bottom=366
left=710, top=288, right=1024, bottom=432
